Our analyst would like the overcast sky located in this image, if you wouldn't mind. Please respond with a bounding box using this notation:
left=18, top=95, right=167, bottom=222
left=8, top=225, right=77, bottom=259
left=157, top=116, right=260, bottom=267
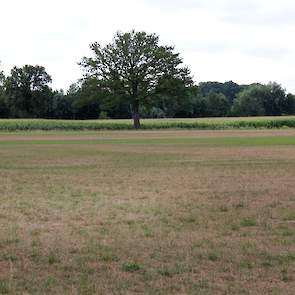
left=1, top=0, right=295, bottom=92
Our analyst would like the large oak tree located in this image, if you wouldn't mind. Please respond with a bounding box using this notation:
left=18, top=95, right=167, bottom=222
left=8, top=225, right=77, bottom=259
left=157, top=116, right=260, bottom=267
left=81, top=30, right=193, bottom=128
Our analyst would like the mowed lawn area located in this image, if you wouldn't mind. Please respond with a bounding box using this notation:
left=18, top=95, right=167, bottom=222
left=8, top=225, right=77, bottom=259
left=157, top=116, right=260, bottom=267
left=0, top=130, right=295, bottom=294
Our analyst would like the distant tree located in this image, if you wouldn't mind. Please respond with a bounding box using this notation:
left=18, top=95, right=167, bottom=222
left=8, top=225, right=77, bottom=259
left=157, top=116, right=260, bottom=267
left=0, top=63, right=5, bottom=95
left=191, top=92, right=207, bottom=117
left=199, top=81, right=243, bottom=104
left=67, top=80, right=101, bottom=119
left=5, top=65, right=53, bottom=118
left=81, top=30, right=193, bottom=128
left=0, top=63, right=9, bottom=117
left=263, top=82, right=287, bottom=116
left=0, top=63, right=4, bottom=85
left=284, top=93, right=295, bottom=115
left=50, top=90, right=73, bottom=119
left=152, top=79, right=196, bottom=118
left=231, top=85, right=266, bottom=116
left=232, top=82, right=291, bottom=117
left=141, top=106, right=166, bottom=118
left=204, top=92, right=230, bottom=117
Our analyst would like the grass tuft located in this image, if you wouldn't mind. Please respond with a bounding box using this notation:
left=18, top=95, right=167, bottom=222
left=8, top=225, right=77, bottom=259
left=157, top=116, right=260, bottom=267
left=240, top=218, right=257, bottom=227
left=122, top=262, right=142, bottom=272
left=0, top=280, right=9, bottom=294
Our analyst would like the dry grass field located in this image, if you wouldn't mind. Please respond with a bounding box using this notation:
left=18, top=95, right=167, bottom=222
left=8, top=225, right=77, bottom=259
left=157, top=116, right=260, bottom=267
left=0, top=130, right=295, bottom=294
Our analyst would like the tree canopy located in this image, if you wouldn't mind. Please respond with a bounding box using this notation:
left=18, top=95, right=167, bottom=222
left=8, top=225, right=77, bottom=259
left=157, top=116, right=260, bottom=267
left=80, top=30, right=193, bottom=128
left=0, top=31, right=295, bottom=121
left=5, top=65, right=53, bottom=118
left=232, top=82, right=295, bottom=116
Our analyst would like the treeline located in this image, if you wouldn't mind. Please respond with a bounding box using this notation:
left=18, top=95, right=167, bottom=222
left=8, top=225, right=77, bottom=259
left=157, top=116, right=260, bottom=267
left=1, top=65, right=295, bottom=120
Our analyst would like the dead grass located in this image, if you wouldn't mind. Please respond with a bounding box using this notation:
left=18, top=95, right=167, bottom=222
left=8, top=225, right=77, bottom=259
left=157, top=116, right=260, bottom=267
left=1, top=128, right=295, bottom=141
left=0, top=130, right=295, bottom=294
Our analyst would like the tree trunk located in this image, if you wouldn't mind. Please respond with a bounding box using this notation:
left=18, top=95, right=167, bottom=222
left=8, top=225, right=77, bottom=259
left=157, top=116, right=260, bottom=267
left=132, top=99, right=141, bottom=129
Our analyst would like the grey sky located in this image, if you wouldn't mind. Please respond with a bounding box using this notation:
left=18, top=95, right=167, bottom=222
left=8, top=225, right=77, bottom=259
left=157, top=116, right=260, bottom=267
left=1, top=0, right=294, bottom=92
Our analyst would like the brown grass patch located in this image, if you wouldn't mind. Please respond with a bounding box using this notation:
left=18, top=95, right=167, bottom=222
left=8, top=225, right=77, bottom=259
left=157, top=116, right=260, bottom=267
left=0, top=130, right=295, bottom=294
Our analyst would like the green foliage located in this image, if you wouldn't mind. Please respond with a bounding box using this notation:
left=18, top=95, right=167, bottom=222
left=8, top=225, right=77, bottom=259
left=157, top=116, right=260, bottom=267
left=1, top=33, right=295, bottom=120
left=0, top=279, right=9, bottom=294
left=98, top=111, right=109, bottom=119
left=67, top=80, right=101, bottom=119
left=231, top=82, right=295, bottom=117
left=0, top=94, right=9, bottom=118
left=240, top=218, right=257, bottom=227
left=152, top=77, right=196, bottom=118
left=232, top=85, right=266, bottom=116
left=80, top=30, right=193, bottom=128
left=62, top=77, right=295, bottom=120
left=122, top=262, right=141, bottom=272
left=264, top=82, right=287, bottom=115
left=285, top=94, right=295, bottom=115
left=0, top=64, right=9, bottom=118
left=4, top=65, right=53, bottom=118
left=204, top=92, right=230, bottom=117
left=50, top=90, right=73, bottom=119
left=0, top=66, right=4, bottom=88
left=1, top=117, right=295, bottom=131
left=199, top=80, right=244, bottom=103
